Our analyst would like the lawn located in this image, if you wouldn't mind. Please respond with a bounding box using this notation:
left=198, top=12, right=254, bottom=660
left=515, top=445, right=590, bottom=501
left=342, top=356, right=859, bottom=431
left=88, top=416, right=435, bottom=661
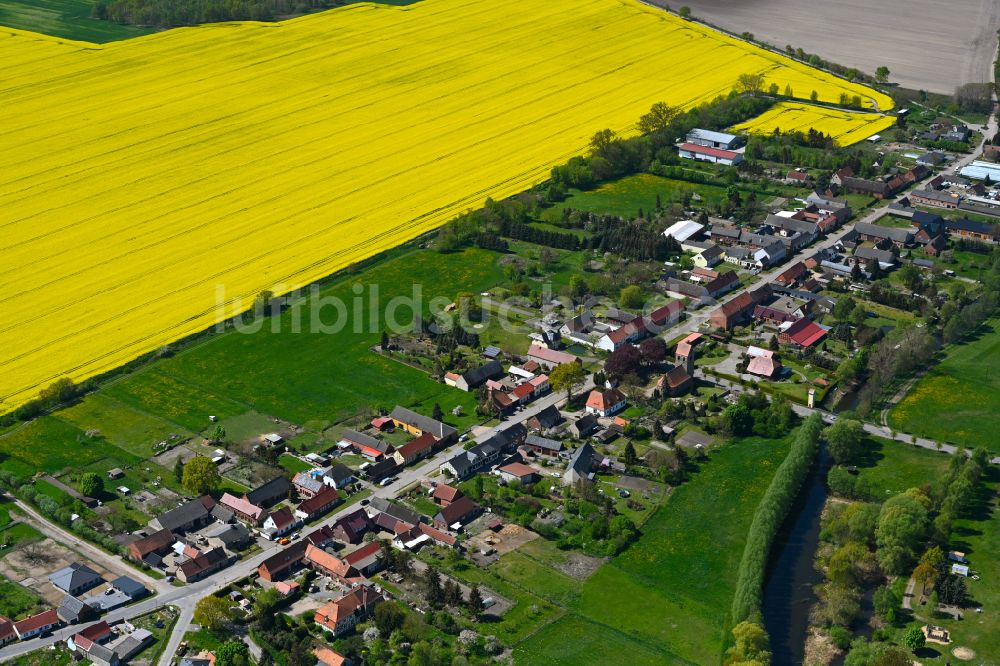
left=889, top=319, right=1000, bottom=451
left=540, top=173, right=731, bottom=222
left=516, top=433, right=795, bottom=665
left=0, top=416, right=141, bottom=478
left=851, top=436, right=952, bottom=499
left=0, top=0, right=153, bottom=42
left=56, top=392, right=195, bottom=457
left=278, top=453, right=313, bottom=474
left=0, top=574, right=45, bottom=620
left=128, top=248, right=502, bottom=428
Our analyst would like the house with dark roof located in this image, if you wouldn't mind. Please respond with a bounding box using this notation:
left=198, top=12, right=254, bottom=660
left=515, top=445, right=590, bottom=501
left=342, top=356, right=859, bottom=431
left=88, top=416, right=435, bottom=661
left=306, top=525, right=337, bottom=549
left=67, top=621, right=112, bottom=653
left=840, top=176, right=893, bottom=199
left=331, top=508, right=372, bottom=545
left=564, top=443, right=596, bottom=485
left=245, top=477, right=292, bottom=509
left=389, top=406, right=457, bottom=444
left=709, top=289, right=764, bottom=330
left=944, top=218, right=998, bottom=243
left=292, top=471, right=325, bottom=499
left=447, top=360, right=504, bottom=391
left=526, top=405, right=563, bottom=432
left=339, top=429, right=394, bottom=460
left=569, top=414, right=599, bottom=439
left=853, top=222, right=914, bottom=247
left=49, top=563, right=103, bottom=596
left=257, top=541, right=309, bottom=582
left=523, top=434, right=564, bottom=457
left=57, top=595, right=96, bottom=625
left=322, top=463, right=356, bottom=489
left=433, top=496, right=482, bottom=531
left=440, top=425, right=526, bottom=480
left=369, top=497, right=422, bottom=531
left=911, top=188, right=960, bottom=209
left=852, top=246, right=897, bottom=269
left=127, top=528, right=174, bottom=564
left=362, top=457, right=399, bottom=483
left=149, top=495, right=216, bottom=534
left=206, top=522, right=252, bottom=552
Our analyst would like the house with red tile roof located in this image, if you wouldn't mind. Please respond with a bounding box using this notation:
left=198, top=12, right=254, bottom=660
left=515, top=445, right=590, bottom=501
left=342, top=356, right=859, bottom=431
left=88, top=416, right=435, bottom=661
left=433, top=496, right=482, bottom=531
left=313, top=647, right=348, bottom=666
left=393, top=522, right=458, bottom=550
left=294, top=485, right=342, bottom=522
left=343, top=541, right=383, bottom=576
left=13, top=609, right=61, bottom=640
left=431, top=484, right=462, bottom=507
left=585, top=388, right=627, bottom=417
left=496, top=462, right=539, bottom=484
left=257, top=541, right=308, bottom=582
left=747, top=349, right=782, bottom=379
left=779, top=318, right=828, bottom=347
left=219, top=493, right=264, bottom=525
left=262, top=507, right=301, bottom=539
left=331, top=508, right=371, bottom=544
left=0, top=616, right=16, bottom=647
left=314, top=586, right=383, bottom=637
left=392, top=433, right=437, bottom=467
left=304, top=544, right=363, bottom=584
left=127, top=528, right=174, bottom=564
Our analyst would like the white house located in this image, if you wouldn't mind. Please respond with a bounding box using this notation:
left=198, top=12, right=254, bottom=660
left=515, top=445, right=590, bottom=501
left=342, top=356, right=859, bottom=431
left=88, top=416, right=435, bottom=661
left=584, top=388, right=627, bottom=417
left=678, top=142, right=743, bottom=166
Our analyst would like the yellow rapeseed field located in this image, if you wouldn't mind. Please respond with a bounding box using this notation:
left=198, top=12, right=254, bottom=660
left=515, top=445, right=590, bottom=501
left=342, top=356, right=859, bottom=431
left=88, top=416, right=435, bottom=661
left=0, top=0, right=892, bottom=411
left=730, top=102, right=897, bottom=146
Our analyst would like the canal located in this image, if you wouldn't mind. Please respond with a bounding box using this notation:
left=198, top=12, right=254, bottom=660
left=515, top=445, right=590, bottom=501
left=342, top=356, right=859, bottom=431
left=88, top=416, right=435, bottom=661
left=761, top=443, right=832, bottom=665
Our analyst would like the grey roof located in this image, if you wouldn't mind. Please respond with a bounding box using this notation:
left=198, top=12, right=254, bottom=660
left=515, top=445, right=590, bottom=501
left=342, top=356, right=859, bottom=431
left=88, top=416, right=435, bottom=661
left=913, top=188, right=959, bottom=204
left=525, top=434, right=563, bottom=452
left=368, top=497, right=421, bottom=527
left=917, top=151, right=946, bottom=164
left=114, top=629, right=153, bottom=660
left=85, top=590, right=131, bottom=612
left=854, top=222, right=913, bottom=243
left=152, top=497, right=213, bottom=533
left=725, top=246, right=752, bottom=260
left=483, top=346, right=502, bottom=359
left=687, top=128, right=739, bottom=144
left=662, top=278, right=709, bottom=299
left=567, top=443, right=596, bottom=478
left=323, top=462, right=355, bottom=485
left=49, top=562, right=103, bottom=594
left=460, top=360, right=503, bottom=387
left=855, top=247, right=896, bottom=265
left=57, top=595, right=90, bottom=622
left=571, top=414, right=599, bottom=435
left=246, top=476, right=291, bottom=507
left=340, top=429, right=392, bottom=453
left=710, top=225, right=741, bottom=239
left=81, top=641, right=117, bottom=666
left=764, top=215, right=818, bottom=234
left=913, top=258, right=935, bottom=268
left=389, top=406, right=457, bottom=440
left=528, top=405, right=563, bottom=429
left=110, top=575, right=147, bottom=599
left=205, top=522, right=251, bottom=548
left=211, top=504, right=234, bottom=524
left=945, top=217, right=996, bottom=235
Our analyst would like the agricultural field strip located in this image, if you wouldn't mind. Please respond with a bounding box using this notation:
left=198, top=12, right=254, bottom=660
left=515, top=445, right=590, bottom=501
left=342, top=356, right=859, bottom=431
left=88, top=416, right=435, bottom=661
left=0, top=0, right=891, bottom=410
left=730, top=102, right=898, bottom=145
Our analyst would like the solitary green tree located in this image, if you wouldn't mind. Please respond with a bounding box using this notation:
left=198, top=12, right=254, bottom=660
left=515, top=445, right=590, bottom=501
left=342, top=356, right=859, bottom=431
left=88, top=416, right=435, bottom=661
left=182, top=456, right=220, bottom=495
left=549, top=362, right=586, bottom=402
left=79, top=472, right=103, bottom=497
left=876, top=66, right=890, bottom=83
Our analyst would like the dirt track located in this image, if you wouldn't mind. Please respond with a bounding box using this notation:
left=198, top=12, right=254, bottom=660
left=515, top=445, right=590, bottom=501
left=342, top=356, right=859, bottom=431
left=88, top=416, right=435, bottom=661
left=648, top=0, right=1000, bottom=94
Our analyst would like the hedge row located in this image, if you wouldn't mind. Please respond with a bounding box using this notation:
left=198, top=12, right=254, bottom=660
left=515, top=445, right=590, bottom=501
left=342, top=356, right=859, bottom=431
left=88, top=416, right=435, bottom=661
left=730, top=414, right=824, bottom=623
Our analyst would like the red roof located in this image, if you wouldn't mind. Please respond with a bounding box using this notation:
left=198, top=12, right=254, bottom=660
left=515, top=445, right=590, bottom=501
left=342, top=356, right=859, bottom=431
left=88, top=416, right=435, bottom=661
left=679, top=142, right=740, bottom=160
left=512, top=383, right=535, bottom=400
left=586, top=388, right=626, bottom=412
left=784, top=318, right=827, bottom=347
left=0, top=617, right=15, bottom=643
left=396, top=432, right=437, bottom=459
left=267, top=507, right=296, bottom=530
left=297, top=485, right=341, bottom=516
left=14, top=609, right=59, bottom=635
left=498, top=462, right=537, bottom=479
left=343, top=541, right=381, bottom=567
left=527, top=345, right=578, bottom=365
left=75, top=621, right=112, bottom=643
left=432, top=484, right=462, bottom=503
left=647, top=301, right=683, bottom=325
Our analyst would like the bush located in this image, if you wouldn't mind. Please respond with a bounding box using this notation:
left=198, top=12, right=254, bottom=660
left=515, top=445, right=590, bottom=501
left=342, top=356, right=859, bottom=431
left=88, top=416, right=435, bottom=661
left=731, top=414, right=823, bottom=623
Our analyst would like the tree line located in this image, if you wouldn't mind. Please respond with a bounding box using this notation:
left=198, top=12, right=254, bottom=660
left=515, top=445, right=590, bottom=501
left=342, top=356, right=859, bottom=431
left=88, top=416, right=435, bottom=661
left=93, top=0, right=335, bottom=28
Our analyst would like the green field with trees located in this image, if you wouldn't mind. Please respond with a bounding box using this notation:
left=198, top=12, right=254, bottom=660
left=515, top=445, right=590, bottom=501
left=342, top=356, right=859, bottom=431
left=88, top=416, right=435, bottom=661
left=0, top=0, right=151, bottom=40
